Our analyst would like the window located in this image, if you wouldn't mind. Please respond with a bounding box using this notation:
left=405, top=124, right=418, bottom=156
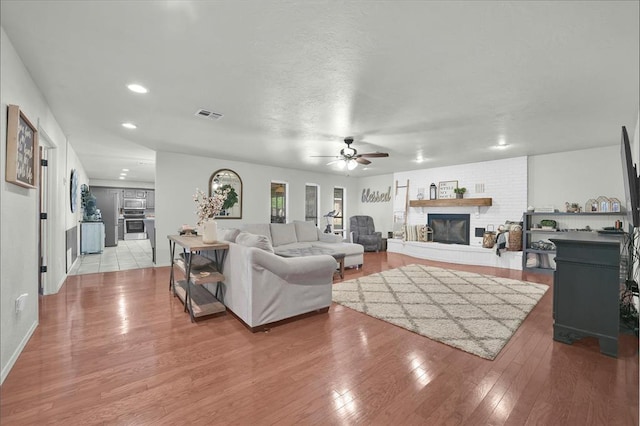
left=333, top=187, right=345, bottom=236
left=305, top=184, right=319, bottom=225
left=271, top=182, right=287, bottom=223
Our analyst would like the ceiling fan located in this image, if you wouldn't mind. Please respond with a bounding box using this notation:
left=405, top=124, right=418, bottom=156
left=313, top=137, right=389, bottom=170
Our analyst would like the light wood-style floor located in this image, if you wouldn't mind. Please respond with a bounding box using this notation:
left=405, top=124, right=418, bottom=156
left=1, top=252, right=638, bottom=425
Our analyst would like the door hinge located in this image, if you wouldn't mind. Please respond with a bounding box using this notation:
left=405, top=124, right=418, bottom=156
left=40, top=213, right=48, bottom=219
left=40, top=266, right=47, bottom=273
left=41, top=159, right=48, bottom=166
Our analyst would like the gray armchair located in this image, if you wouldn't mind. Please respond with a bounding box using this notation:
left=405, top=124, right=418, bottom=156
left=349, top=215, right=382, bottom=252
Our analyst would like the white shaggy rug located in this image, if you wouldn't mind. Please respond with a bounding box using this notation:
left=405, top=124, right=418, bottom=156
left=332, top=264, right=548, bottom=360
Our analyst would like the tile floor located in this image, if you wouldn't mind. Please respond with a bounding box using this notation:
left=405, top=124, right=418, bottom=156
left=68, top=239, right=154, bottom=275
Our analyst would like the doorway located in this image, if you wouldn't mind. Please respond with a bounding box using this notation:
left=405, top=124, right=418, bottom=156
left=37, top=128, right=56, bottom=295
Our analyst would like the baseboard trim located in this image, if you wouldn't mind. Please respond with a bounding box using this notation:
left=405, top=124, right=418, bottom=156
left=1, top=319, right=38, bottom=385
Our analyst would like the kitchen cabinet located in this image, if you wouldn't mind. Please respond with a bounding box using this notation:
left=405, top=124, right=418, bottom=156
left=145, top=190, right=155, bottom=209
left=123, top=189, right=147, bottom=198
left=118, top=218, right=124, bottom=240
left=80, top=222, right=105, bottom=254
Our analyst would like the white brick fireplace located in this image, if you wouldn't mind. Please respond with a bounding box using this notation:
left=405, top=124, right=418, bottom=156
left=390, top=157, right=527, bottom=269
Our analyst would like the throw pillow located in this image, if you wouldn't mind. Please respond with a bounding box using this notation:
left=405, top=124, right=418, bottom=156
left=240, top=224, right=272, bottom=242
left=269, top=223, right=297, bottom=247
left=404, top=224, right=419, bottom=241
left=236, top=231, right=275, bottom=253
left=220, top=228, right=240, bottom=242
left=294, top=220, right=319, bottom=242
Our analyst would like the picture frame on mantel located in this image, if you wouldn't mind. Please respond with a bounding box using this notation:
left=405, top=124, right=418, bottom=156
left=6, top=104, right=39, bottom=189
left=438, top=180, right=458, bottom=199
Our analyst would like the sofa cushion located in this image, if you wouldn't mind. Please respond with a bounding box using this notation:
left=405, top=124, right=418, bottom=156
left=273, top=242, right=313, bottom=255
left=236, top=232, right=275, bottom=253
left=294, top=220, right=319, bottom=242
left=220, top=228, right=240, bottom=242
left=240, top=224, right=272, bottom=242
left=312, top=241, right=364, bottom=256
left=270, top=223, right=298, bottom=247
left=318, top=232, right=343, bottom=243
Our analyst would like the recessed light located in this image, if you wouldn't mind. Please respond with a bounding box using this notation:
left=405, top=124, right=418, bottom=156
left=120, top=173, right=127, bottom=176
left=122, top=168, right=129, bottom=172
left=493, top=144, right=509, bottom=150
left=127, top=84, right=148, bottom=94
left=119, top=176, right=125, bottom=180
left=122, top=122, right=137, bottom=129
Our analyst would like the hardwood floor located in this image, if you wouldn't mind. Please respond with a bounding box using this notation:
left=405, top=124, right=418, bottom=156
left=1, top=252, right=638, bottom=425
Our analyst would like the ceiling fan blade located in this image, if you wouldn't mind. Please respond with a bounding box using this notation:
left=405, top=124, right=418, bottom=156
left=357, top=152, right=389, bottom=158
left=355, top=157, right=371, bottom=165
left=326, top=159, right=342, bottom=165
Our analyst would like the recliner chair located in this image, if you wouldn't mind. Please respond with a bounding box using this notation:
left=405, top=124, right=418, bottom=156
left=349, top=215, right=382, bottom=252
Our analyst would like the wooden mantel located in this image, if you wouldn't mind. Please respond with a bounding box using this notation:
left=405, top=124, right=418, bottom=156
left=409, top=197, right=493, bottom=208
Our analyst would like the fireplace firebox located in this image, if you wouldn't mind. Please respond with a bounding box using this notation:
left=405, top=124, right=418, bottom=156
left=428, top=214, right=470, bottom=245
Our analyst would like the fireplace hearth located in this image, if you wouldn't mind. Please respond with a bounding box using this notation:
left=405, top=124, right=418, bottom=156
left=428, top=213, right=470, bottom=245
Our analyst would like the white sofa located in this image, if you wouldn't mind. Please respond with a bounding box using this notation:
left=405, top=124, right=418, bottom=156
left=203, top=240, right=336, bottom=331
left=240, top=221, right=364, bottom=268
left=200, top=221, right=363, bottom=331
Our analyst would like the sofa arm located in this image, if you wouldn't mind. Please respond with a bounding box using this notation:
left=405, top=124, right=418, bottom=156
left=318, top=233, right=343, bottom=243
left=250, top=248, right=336, bottom=284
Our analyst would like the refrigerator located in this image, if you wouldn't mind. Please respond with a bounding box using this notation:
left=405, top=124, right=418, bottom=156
left=92, top=187, right=119, bottom=247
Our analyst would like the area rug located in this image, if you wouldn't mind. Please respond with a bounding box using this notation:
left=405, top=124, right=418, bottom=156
left=332, top=264, right=548, bottom=360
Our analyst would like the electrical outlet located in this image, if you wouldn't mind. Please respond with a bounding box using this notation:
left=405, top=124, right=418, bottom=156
left=15, top=293, right=28, bottom=313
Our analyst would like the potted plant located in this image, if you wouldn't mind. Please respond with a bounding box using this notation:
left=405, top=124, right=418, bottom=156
left=454, top=187, right=466, bottom=199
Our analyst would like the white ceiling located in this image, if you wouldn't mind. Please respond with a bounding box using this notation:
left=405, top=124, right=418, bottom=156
left=1, top=1, right=638, bottom=183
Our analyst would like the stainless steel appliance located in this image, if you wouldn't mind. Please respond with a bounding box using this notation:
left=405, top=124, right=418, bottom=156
left=123, top=198, right=147, bottom=210
left=123, top=209, right=147, bottom=240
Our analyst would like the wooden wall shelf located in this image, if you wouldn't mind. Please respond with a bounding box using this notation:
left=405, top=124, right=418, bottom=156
left=409, top=198, right=493, bottom=208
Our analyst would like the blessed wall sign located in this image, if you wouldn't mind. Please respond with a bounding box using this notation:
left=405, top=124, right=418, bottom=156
left=361, top=187, right=392, bottom=203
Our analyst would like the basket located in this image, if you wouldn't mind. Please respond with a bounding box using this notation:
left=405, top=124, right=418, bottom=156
left=508, top=229, right=523, bottom=251
left=482, top=225, right=496, bottom=248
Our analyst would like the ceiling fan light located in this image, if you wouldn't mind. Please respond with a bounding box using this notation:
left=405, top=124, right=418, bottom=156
left=347, top=159, right=358, bottom=170
left=337, top=159, right=347, bottom=169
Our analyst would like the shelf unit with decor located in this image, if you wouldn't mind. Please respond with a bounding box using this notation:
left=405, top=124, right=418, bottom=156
left=168, top=235, right=229, bottom=322
left=522, top=211, right=626, bottom=274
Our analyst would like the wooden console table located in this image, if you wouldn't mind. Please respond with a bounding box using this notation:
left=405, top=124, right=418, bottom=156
left=168, top=235, right=229, bottom=322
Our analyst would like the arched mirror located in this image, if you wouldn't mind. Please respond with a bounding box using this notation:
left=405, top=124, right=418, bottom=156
left=209, top=169, right=242, bottom=219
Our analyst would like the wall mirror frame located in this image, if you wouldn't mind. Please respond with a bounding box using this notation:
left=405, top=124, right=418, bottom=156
left=208, top=168, right=243, bottom=219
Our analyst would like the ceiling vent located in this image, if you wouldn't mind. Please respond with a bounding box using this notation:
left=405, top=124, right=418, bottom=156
left=195, top=109, right=223, bottom=120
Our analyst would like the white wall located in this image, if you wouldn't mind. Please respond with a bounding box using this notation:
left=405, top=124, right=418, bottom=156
left=1, top=28, right=86, bottom=383
left=528, top=145, right=624, bottom=211
left=353, top=174, right=394, bottom=237
left=155, top=151, right=359, bottom=266
left=394, top=157, right=528, bottom=247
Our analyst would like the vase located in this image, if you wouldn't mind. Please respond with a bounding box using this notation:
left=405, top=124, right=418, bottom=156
left=202, top=219, right=218, bottom=243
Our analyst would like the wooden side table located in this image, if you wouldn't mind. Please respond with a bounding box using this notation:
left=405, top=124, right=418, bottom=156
left=168, top=235, right=229, bottom=322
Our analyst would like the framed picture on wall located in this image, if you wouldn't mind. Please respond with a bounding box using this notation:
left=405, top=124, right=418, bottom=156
left=6, top=104, right=38, bottom=189
left=438, top=180, right=458, bottom=199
